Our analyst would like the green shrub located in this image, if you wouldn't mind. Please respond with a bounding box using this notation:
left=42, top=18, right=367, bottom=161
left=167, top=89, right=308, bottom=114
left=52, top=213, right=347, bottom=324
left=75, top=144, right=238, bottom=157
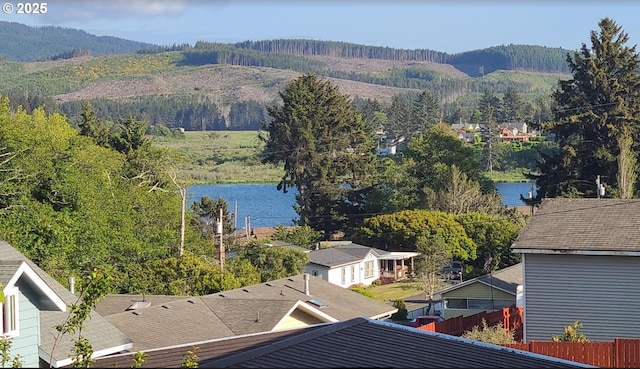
left=350, top=287, right=375, bottom=299
left=552, top=321, right=589, bottom=342
left=461, top=319, right=516, bottom=344
left=390, top=299, right=408, bottom=321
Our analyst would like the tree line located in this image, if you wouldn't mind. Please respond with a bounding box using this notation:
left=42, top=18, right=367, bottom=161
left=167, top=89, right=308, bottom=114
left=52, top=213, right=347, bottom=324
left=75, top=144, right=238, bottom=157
left=0, top=21, right=159, bottom=62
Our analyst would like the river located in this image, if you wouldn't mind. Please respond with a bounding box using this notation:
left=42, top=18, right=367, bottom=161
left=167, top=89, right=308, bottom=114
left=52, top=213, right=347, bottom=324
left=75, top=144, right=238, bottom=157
left=187, top=182, right=535, bottom=228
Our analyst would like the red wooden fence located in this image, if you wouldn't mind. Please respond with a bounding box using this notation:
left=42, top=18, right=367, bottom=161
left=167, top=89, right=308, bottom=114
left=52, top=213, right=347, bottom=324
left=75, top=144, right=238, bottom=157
left=417, top=306, right=523, bottom=342
left=502, top=339, right=640, bottom=368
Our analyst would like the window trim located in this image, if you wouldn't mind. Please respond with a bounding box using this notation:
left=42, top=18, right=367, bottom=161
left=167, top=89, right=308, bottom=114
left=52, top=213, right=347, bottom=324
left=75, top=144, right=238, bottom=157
left=364, top=260, right=374, bottom=279
left=351, top=265, right=356, bottom=282
left=341, top=267, right=346, bottom=285
left=2, top=287, right=20, bottom=338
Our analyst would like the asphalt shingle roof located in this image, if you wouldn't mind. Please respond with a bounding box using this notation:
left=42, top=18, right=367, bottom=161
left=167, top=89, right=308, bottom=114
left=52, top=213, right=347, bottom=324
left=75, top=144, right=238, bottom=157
left=0, top=241, right=132, bottom=367
left=511, top=198, right=640, bottom=252
left=308, top=242, right=386, bottom=267
left=97, top=274, right=397, bottom=351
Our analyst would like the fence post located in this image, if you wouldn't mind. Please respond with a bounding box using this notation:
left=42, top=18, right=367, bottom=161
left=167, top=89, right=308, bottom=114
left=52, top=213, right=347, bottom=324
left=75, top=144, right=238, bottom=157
left=503, top=307, right=510, bottom=332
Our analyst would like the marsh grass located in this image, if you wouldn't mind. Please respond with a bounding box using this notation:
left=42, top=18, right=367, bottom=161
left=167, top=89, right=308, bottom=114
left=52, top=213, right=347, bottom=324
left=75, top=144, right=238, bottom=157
left=153, top=130, right=284, bottom=184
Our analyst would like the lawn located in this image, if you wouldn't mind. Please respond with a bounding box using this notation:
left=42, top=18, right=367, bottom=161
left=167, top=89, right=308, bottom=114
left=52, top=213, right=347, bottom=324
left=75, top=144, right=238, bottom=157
left=365, top=281, right=424, bottom=301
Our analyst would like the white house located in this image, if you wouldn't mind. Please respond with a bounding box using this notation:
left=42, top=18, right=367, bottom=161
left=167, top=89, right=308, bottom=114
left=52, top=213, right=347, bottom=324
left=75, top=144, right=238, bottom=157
left=304, top=242, right=418, bottom=288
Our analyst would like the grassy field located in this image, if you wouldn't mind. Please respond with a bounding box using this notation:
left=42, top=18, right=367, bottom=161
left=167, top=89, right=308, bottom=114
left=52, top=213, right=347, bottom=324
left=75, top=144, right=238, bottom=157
left=485, top=168, right=530, bottom=182
left=154, top=130, right=533, bottom=185
left=153, top=130, right=284, bottom=184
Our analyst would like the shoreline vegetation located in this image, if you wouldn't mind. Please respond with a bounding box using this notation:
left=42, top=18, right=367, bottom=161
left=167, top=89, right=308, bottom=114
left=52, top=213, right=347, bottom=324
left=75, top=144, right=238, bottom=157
left=153, top=131, right=530, bottom=185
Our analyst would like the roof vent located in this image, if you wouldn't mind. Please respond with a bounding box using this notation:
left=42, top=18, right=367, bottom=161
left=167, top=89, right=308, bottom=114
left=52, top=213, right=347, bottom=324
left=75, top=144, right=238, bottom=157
left=219, top=293, right=226, bottom=297
left=187, top=299, right=196, bottom=304
left=126, top=301, right=151, bottom=311
left=243, top=288, right=250, bottom=293
left=266, top=283, right=272, bottom=287
left=162, top=304, right=170, bottom=309
left=132, top=311, right=142, bottom=316
left=307, top=299, right=326, bottom=308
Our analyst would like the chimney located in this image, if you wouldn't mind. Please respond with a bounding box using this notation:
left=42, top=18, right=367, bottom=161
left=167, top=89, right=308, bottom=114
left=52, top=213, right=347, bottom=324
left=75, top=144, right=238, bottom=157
left=68, top=276, right=75, bottom=295
left=303, top=273, right=310, bottom=296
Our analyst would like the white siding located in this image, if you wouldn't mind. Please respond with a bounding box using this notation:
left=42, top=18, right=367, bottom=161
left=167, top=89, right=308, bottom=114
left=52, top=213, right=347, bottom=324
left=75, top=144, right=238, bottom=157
left=304, top=265, right=330, bottom=281
left=524, top=253, right=640, bottom=342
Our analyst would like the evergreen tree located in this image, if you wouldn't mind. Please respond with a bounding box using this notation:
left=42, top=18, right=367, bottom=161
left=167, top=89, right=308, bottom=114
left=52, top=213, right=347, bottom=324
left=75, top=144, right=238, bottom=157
left=190, top=196, right=235, bottom=242
left=385, top=93, right=414, bottom=140
left=478, top=89, right=503, bottom=172
left=412, top=90, right=441, bottom=133
left=260, top=74, right=376, bottom=234
left=533, top=18, right=640, bottom=199
left=501, top=87, right=525, bottom=122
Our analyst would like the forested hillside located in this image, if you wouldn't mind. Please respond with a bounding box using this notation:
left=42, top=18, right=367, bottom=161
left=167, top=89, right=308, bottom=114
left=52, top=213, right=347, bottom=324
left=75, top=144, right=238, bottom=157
left=0, top=22, right=572, bottom=131
left=0, top=21, right=159, bottom=61
left=228, top=39, right=572, bottom=75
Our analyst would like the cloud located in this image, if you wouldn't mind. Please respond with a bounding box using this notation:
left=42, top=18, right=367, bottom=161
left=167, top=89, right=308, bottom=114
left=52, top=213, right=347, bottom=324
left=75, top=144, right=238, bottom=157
left=42, top=0, right=190, bottom=23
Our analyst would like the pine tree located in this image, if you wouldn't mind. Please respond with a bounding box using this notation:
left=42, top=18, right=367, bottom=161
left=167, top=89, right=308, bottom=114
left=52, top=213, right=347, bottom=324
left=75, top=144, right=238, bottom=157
left=260, top=74, right=376, bottom=234
left=412, top=90, right=441, bottom=134
left=479, top=89, right=502, bottom=172
left=534, top=18, right=640, bottom=199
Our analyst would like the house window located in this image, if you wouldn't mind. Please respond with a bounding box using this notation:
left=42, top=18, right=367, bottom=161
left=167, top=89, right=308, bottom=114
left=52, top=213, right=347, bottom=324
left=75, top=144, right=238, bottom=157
left=364, top=261, right=374, bottom=278
left=351, top=265, right=356, bottom=282
left=1, top=288, right=19, bottom=337
left=444, top=298, right=467, bottom=309
left=341, top=267, right=346, bottom=285
left=311, top=270, right=318, bottom=277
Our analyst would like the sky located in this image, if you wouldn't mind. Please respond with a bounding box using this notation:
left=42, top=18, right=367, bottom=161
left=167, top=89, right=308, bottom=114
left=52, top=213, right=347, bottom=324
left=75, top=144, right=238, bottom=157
left=2, top=1, right=640, bottom=54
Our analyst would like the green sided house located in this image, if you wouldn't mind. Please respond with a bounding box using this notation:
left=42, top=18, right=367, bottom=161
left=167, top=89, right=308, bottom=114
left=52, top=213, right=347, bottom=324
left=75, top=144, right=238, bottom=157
left=435, top=263, right=522, bottom=319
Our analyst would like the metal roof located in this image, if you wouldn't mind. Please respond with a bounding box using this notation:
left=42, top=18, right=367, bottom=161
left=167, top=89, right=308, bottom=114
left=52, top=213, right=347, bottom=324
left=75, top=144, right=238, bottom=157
left=202, top=317, right=592, bottom=368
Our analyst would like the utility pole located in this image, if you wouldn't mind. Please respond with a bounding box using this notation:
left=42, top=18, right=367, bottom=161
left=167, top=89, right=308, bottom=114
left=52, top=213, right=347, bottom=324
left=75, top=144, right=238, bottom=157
left=217, top=207, right=225, bottom=269
left=596, top=175, right=605, bottom=199
left=528, top=181, right=534, bottom=217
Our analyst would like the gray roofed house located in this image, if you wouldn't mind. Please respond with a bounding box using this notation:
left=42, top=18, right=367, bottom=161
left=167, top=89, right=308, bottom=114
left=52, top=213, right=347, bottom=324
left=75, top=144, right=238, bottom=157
left=0, top=241, right=133, bottom=368
left=511, top=198, right=640, bottom=342
left=96, top=273, right=397, bottom=352
left=201, top=317, right=591, bottom=368
left=91, top=325, right=326, bottom=368
left=433, top=263, right=522, bottom=319
left=304, top=241, right=418, bottom=287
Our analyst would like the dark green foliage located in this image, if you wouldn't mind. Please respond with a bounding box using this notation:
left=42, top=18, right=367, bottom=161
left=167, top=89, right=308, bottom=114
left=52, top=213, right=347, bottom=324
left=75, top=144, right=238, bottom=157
left=235, top=241, right=309, bottom=282
left=109, top=116, right=150, bottom=154
left=261, top=74, right=376, bottom=234
left=61, top=95, right=225, bottom=131
left=448, top=44, right=571, bottom=76
left=391, top=299, right=408, bottom=321
left=190, top=196, right=235, bottom=241
left=231, top=39, right=570, bottom=74
left=357, top=209, right=476, bottom=260
left=0, top=95, right=217, bottom=293
left=479, top=89, right=503, bottom=172
left=532, top=18, right=640, bottom=200
left=271, top=224, right=321, bottom=250
left=455, top=213, right=523, bottom=276
left=0, top=21, right=158, bottom=62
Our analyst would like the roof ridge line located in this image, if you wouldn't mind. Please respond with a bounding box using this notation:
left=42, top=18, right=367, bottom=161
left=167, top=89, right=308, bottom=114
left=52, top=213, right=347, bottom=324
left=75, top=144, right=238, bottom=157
left=205, top=318, right=368, bottom=367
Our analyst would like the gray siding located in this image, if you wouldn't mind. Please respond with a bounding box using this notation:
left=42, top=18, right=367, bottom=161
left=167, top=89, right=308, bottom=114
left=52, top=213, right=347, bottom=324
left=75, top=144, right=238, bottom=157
left=524, top=253, right=640, bottom=342
left=9, top=293, right=40, bottom=368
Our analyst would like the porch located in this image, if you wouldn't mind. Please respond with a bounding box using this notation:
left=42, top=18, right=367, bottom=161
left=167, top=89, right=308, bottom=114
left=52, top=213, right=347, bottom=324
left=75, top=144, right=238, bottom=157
left=378, top=252, right=419, bottom=283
